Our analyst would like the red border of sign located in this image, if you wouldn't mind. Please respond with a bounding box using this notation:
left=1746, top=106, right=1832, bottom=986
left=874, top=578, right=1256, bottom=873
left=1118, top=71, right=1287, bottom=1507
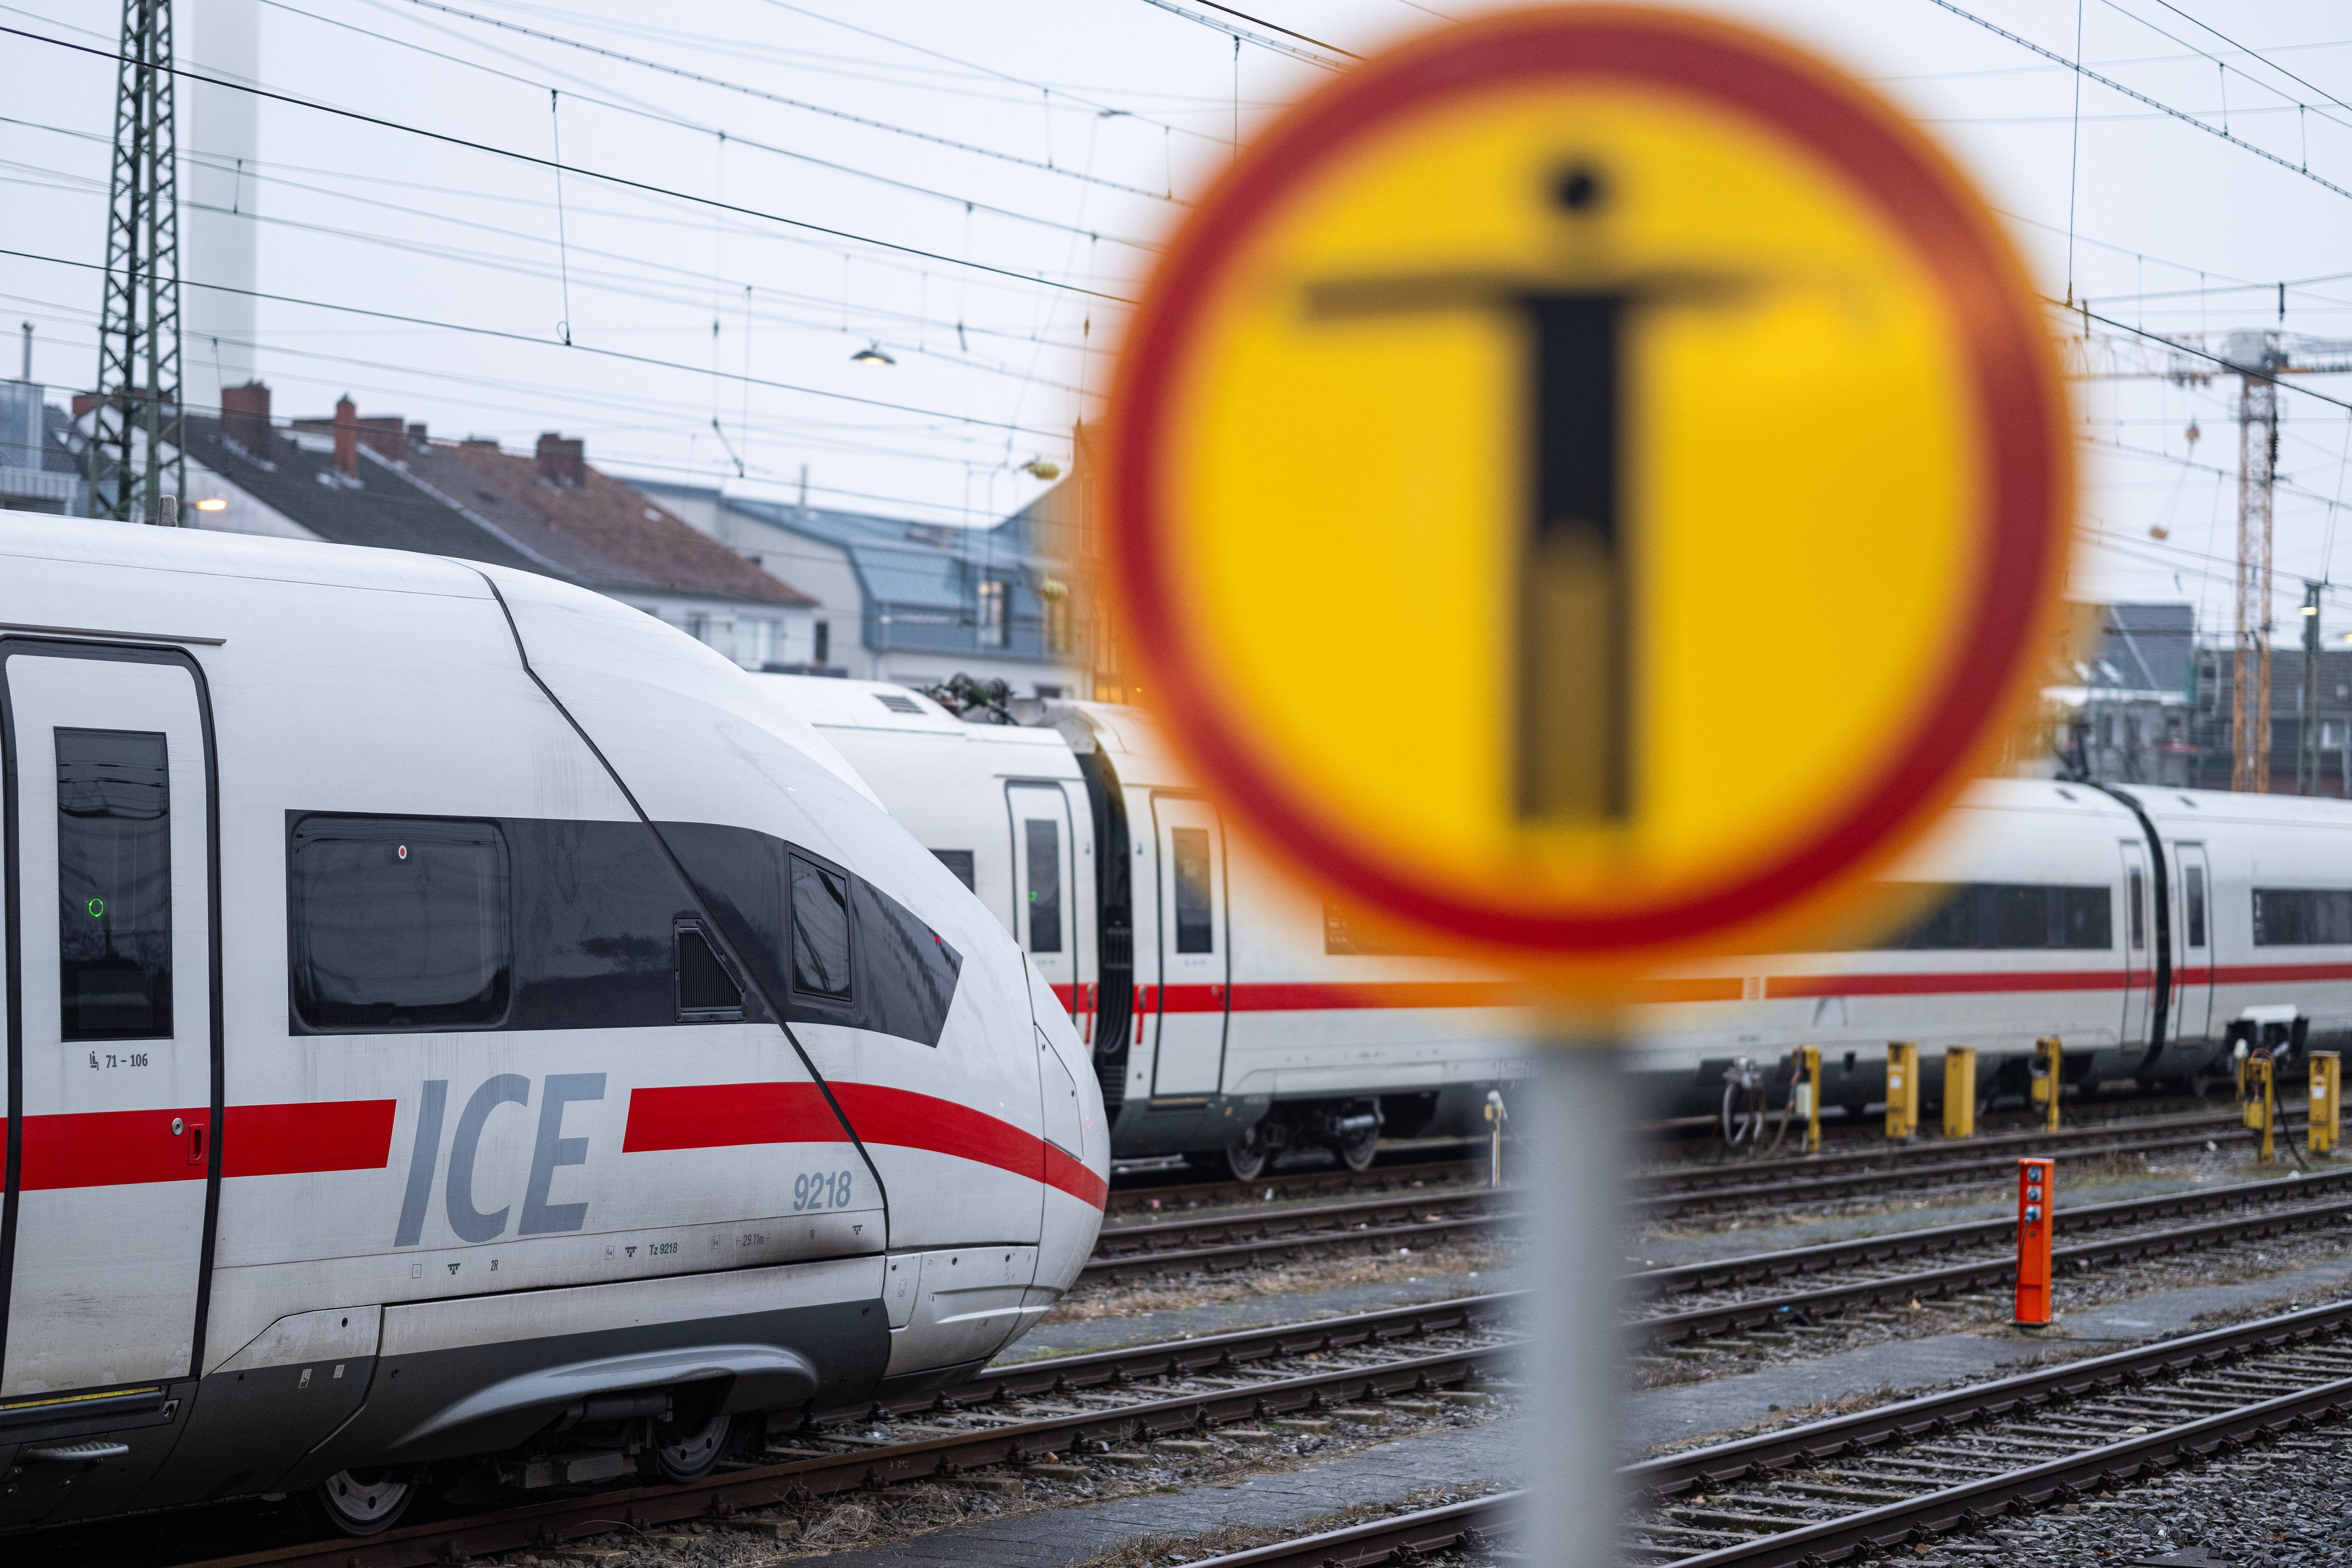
left=1104, top=7, right=2071, bottom=965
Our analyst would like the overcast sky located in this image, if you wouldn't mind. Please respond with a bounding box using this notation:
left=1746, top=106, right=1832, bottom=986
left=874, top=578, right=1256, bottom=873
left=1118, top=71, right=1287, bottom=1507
left=6, top=0, right=2352, bottom=641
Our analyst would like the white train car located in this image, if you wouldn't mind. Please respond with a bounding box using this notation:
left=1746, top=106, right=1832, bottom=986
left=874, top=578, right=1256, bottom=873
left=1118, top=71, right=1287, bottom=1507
left=0, top=517, right=1105, bottom=1537
left=763, top=678, right=1533, bottom=1178
left=770, top=678, right=2352, bottom=1160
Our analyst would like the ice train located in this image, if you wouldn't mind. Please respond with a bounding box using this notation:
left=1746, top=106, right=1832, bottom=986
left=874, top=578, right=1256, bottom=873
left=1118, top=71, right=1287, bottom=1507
left=0, top=517, right=1105, bottom=1535
left=776, top=678, right=2352, bottom=1158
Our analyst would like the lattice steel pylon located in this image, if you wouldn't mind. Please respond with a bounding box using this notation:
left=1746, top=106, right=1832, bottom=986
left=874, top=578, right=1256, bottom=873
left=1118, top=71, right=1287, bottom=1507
left=2231, top=359, right=2280, bottom=793
left=92, top=0, right=185, bottom=524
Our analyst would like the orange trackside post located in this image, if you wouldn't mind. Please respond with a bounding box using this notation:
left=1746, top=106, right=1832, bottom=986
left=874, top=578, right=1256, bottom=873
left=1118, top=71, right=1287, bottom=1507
left=2014, top=1157, right=2054, bottom=1327
left=2313, top=1052, right=2340, bottom=1156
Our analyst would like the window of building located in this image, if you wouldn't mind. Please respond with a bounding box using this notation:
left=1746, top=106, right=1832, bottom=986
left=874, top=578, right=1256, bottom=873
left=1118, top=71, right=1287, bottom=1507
left=977, top=577, right=1008, bottom=648
left=1044, top=590, right=1071, bottom=657
left=685, top=610, right=710, bottom=644
left=737, top=617, right=774, bottom=668
left=1025, top=818, right=1063, bottom=954
left=2253, top=888, right=2352, bottom=945
left=289, top=815, right=511, bottom=1031
left=813, top=621, right=831, bottom=666
left=1171, top=827, right=1214, bottom=954
left=58, top=728, right=172, bottom=1041
left=790, top=854, right=853, bottom=1000
left=931, top=849, right=976, bottom=890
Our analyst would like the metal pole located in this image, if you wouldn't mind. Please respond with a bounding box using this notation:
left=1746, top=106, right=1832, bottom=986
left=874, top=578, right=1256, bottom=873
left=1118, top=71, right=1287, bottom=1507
left=1529, top=1037, right=1629, bottom=1567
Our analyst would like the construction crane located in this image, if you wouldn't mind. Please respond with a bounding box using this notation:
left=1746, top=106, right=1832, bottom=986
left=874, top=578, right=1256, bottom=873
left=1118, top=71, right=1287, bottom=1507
left=2066, top=322, right=2352, bottom=791
left=91, top=0, right=185, bottom=526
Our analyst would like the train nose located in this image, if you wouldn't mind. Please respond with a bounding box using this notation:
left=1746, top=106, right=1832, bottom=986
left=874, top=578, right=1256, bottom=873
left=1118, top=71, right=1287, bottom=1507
left=1028, top=968, right=1110, bottom=1303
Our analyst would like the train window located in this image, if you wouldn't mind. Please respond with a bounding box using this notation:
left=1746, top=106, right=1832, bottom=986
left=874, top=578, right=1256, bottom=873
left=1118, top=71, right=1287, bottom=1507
left=1171, top=827, right=1214, bottom=954
left=675, top=919, right=743, bottom=1021
left=2252, top=888, right=2352, bottom=945
left=932, top=849, right=977, bottom=891
left=1025, top=818, right=1063, bottom=954
left=57, top=728, right=172, bottom=1041
left=790, top=854, right=853, bottom=1000
left=851, top=878, right=962, bottom=1047
left=1864, top=882, right=2112, bottom=951
left=2185, top=865, right=2207, bottom=947
left=2128, top=868, right=2146, bottom=951
left=289, top=815, right=511, bottom=1031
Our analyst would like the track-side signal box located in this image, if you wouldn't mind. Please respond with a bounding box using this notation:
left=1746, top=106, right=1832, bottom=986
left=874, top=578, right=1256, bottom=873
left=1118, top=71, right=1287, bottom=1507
left=1885, top=1041, right=1918, bottom=1141
left=2013, top=1156, right=2054, bottom=1327
left=2314, top=1052, right=2341, bottom=1156
left=1943, top=1047, right=1976, bottom=1139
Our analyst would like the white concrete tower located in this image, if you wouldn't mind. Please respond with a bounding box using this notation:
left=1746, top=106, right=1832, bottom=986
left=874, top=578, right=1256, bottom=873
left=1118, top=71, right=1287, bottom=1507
left=184, top=0, right=259, bottom=416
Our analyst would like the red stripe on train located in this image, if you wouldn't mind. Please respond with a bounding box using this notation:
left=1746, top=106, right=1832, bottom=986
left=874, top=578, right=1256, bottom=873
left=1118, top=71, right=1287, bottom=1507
left=0, top=1099, right=396, bottom=1191
left=620, top=1082, right=1108, bottom=1210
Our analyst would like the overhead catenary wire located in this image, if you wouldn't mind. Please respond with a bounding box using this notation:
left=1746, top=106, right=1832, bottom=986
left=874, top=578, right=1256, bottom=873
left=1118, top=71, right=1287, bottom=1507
left=0, top=23, right=1133, bottom=302
left=1128, top=0, right=1355, bottom=71
left=255, top=0, right=1167, bottom=250
left=384, top=0, right=1182, bottom=205
left=1925, top=0, right=2352, bottom=203
left=3, top=246, right=1074, bottom=439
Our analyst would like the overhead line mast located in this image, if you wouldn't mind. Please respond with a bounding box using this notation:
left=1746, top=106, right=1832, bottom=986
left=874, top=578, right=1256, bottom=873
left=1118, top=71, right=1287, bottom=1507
left=92, top=0, right=185, bottom=526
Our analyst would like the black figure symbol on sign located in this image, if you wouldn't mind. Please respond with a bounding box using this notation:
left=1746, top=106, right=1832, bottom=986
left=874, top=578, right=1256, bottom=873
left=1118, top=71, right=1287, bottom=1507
left=1304, top=164, right=1746, bottom=826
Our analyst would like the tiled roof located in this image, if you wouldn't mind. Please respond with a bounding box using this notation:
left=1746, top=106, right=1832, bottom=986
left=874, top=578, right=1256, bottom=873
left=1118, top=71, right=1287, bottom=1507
left=185, top=417, right=813, bottom=607
left=419, top=443, right=814, bottom=606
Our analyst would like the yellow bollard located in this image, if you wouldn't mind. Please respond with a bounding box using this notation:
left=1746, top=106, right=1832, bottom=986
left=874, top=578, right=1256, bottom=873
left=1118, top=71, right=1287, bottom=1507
left=2247, top=1053, right=2276, bottom=1164
left=1796, top=1044, right=1822, bottom=1156
left=2313, top=1052, right=2340, bottom=1156
left=1943, top=1047, right=1977, bottom=1139
left=2031, top=1036, right=2063, bottom=1132
left=1884, top=1041, right=1919, bottom=1141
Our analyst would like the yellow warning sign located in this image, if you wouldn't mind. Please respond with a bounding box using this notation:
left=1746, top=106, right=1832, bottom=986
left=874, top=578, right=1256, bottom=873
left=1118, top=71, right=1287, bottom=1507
left=1102, top=7, right=2073, bottom=985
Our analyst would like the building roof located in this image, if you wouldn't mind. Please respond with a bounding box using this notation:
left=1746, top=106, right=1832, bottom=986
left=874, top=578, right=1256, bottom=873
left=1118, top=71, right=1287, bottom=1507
left=184, top=417, right=813, bottom=607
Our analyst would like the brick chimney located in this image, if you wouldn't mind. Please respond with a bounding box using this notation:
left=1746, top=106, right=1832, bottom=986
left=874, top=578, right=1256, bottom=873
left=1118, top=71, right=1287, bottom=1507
left=406, top=422, right=427, bottom=451
left=332, top=395, right=359, bottom=480
left=220, top=380, right=270, bottom=454
left=534, top=432, right=586, bottom=489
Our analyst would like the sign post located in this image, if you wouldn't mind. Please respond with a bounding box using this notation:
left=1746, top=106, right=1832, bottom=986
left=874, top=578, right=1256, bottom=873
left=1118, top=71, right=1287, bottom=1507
left=1098, top=9, right=2073, bottom=1561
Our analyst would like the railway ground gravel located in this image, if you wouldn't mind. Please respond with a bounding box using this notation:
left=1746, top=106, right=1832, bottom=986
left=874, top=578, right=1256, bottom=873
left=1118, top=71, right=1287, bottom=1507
left=1005, top=1270, right=1524, bottom=1361
left=480, top=1391, right=1519, bottom=1567
left=1041, top=1233, right=1516, bottom=1326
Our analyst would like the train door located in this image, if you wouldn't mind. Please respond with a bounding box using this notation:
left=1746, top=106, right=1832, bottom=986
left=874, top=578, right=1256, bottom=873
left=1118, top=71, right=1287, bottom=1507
left=2173, top=841, right=2213, bottom=1042
left=1149, top=795, right=1228, bottom=1099
left=1007, top=783, right=1079, bottom=1021
left=0, top=646, right=218, bottom=1398
left=2118, top=840, right=2151, bottom=1047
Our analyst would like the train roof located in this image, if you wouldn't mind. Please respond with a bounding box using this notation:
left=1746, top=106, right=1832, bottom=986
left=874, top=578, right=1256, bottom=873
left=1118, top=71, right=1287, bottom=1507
left=760, top=673, right=1075, bottom=755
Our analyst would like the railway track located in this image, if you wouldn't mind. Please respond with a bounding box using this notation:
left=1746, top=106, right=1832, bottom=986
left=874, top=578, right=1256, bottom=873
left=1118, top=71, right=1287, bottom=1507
left=1105, top=1155, right=1483, bottom=1215
left=1085, top=1188, right=1519, bottom=1281
left=1630, top=1165, right=2352, bottom=1349
left=1633, top=1106, right=2298, bottom=1218
left=1185, top=1489, right=1524, bottom=1567
left=1623, top=1294, right=2352, bottom=1564
left=141, top=1295, right=1522, bottom=1568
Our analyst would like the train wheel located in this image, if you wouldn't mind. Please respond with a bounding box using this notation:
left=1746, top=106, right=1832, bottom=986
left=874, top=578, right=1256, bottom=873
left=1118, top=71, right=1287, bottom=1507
left=1223, top=1125, right=1273, bottom=1182
left=652, top=1412, right=734, bottom=1482
left=305, top=1467, right=416, bottom=1536
left=1337, top=1122, right=1381, bottom=1172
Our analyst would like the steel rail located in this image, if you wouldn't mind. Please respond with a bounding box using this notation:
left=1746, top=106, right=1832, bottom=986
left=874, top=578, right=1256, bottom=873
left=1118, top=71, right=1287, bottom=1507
left=1632, top=1186, right=2352, bottom=1348
left=1083, top=1206, right=1519, bottom=1282
left=1105, top=1155, right=1479, bottom=1214
left=1625, top=1292, right=2352, bottom=1497
left=146, top=1299, right=1523, bottom=1568
left=1634, top=1113, right=2297, bottom=1216
left=178, top=1344, right=1515, bottom=1568
left=1095, top=1186, right=1510, bottom=1253
left=1180, top=1489, right=1525, bottom=1567
left=1631, top=1164, right=2352, bottom=1303
left=1642, top=1106, right=2260, bottom=1193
